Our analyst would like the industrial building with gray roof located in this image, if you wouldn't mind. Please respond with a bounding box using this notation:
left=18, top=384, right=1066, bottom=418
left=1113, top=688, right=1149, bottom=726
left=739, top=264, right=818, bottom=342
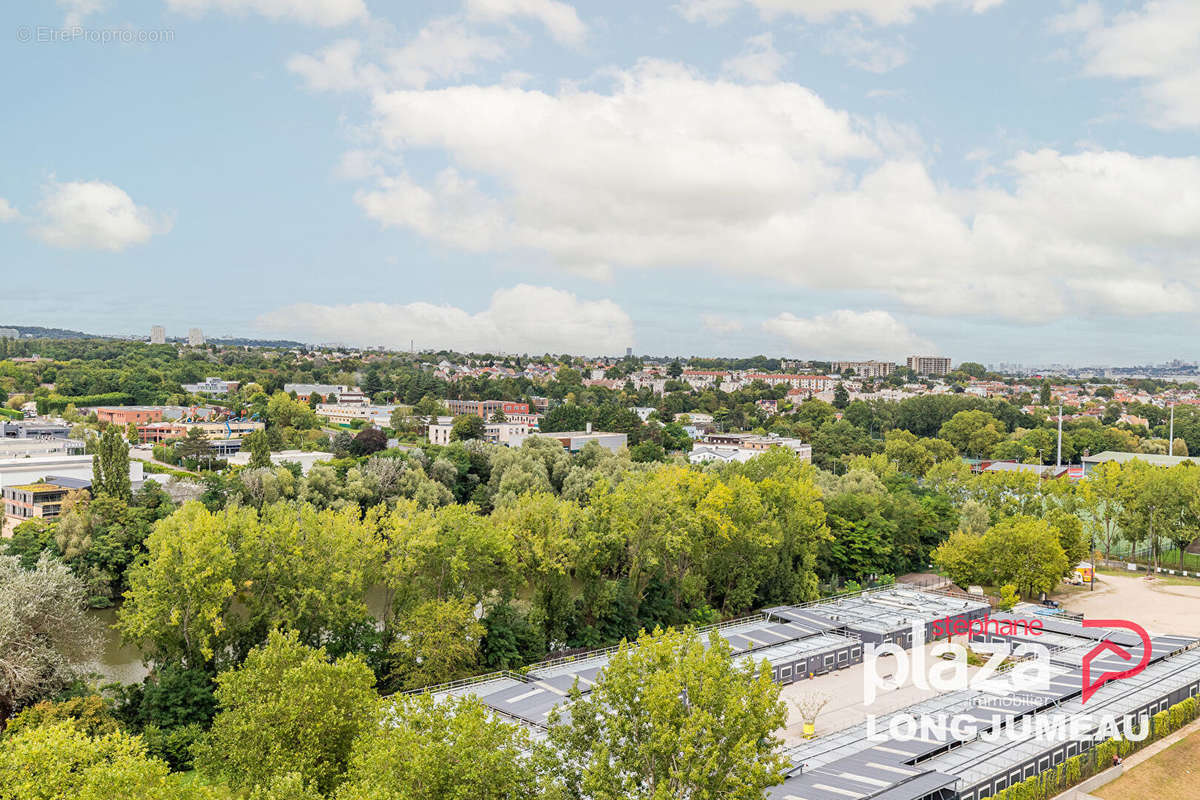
left=418, top=588, right=1200, bottom=800
left=425, top=587, right=989, bottom=737
left=768, top=614, right=1199, bottom=800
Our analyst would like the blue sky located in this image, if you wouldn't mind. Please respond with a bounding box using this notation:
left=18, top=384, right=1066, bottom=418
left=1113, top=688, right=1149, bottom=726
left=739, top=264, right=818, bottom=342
left=1, top=0, right=1197, bottom=363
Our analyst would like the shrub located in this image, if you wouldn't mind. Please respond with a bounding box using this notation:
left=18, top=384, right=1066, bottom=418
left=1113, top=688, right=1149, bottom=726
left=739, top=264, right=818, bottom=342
left=141, top=722, right=204, bottom=770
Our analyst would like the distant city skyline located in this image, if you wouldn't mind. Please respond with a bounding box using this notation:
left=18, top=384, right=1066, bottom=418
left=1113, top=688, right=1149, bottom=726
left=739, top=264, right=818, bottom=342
left=1, top=0, right=1197, bottom=361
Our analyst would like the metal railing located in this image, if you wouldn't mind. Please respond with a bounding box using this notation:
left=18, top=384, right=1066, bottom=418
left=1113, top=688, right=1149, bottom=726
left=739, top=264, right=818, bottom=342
left=528, top=611, right=769, bottom=673
left=398, top=668, right=531, bottom=697
left=398, top=584, right=977, bottom=698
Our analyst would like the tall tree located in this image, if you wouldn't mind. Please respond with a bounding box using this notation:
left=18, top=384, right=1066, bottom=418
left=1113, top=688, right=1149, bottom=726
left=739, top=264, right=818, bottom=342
left=0, top=555, right=101, bottom=730
left=450, top=415, right=487, bottom=442
left=0, top=721, right=221, bottom=800
left=937, top=410, right=1005, bottom=458
left=978, top=515, right=1069, bottom=597
left=387, top=598, right=485, bottom=690
left=1080, top=460, right=1123, bottom=561
left=176, top=427, right=212, bottom=465
left=337, top=694, right=538, bottom=800
left=244, top=429, right=272, bottom=469
left=194, top=630, right=378, bottom=795
left=92, top=427, right=132, bottom=501
left=117, top=503, right=240, bottom=667
left=351, top=426, right=387, bottom=456
left=543, top=627, right=788, bottom=800
left=832, top=383, right=849, bottom=409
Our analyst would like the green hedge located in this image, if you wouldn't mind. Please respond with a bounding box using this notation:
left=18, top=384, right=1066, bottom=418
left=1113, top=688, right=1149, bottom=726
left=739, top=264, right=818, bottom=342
left=0, top=407, right=21, bottom=420
left=983, top=695, right=1200, bottom=800
left=36, top=392, right=134, bottom=415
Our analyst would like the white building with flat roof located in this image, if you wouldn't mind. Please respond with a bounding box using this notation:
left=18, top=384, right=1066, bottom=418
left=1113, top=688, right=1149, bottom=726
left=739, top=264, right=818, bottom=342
left=316, top=403, right=396, bottom=428
left=688, top=435, right=811, bottom=465
left=0, top=438, right=85, bottom=459
left=227, top=450, right=334, bottom=475
left=0, top=454, right=143, bottom=491
left=181, top=377, right=239, bottom=395
left=513, top=428, right=628, bottom=453
left=150, top=325, right=166, bottom=344
left=427, top=420, right=532, bottom=446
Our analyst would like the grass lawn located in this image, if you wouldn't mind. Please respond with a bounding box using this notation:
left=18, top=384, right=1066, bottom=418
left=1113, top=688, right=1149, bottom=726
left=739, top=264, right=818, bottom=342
left=1093, top=727, right=1200, bottom=800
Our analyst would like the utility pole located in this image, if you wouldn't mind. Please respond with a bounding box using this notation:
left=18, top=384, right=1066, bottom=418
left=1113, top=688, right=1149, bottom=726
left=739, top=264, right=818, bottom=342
left=1169, top=403, right=1175, bottom=455
left=1056, top=403, right=1063, bottom=469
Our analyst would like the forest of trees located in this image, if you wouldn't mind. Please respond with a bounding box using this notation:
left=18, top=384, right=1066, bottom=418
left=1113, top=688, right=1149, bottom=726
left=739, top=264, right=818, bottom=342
left=4, top=340, right=1200, bottom=797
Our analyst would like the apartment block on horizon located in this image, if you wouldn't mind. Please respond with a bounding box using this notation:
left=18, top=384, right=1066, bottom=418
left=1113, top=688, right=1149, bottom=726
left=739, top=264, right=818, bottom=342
left=744, top=373, right=835, bottom=392
left=150, top=325, right=166, bottom=344
left=906, top=355, right=953, bottom=376
left=830, top=360, right=896, bottom=378
left=680, top=370, right=727, bottom=389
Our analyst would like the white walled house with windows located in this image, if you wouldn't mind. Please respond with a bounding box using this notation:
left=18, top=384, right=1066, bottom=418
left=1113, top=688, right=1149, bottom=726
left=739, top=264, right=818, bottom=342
left=688, top=435, right=811, bottom=465
left=427, top=419, right=532, bottom=447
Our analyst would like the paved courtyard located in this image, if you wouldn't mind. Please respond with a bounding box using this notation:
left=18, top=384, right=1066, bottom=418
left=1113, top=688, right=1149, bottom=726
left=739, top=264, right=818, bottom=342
left=778, top=638, right=981, bottom=743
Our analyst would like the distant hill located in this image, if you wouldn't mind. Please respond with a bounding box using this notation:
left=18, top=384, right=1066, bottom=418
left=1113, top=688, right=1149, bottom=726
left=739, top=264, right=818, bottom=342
left=0, top=326, right=303, bottom=348
left=207, top=337, right=305, bottom=348
left=0, top=324, right=93, bottom=339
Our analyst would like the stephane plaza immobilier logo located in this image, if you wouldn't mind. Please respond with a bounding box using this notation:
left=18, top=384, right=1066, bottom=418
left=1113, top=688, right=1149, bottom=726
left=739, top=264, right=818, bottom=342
left=862, top=613, right=1155, bottom=744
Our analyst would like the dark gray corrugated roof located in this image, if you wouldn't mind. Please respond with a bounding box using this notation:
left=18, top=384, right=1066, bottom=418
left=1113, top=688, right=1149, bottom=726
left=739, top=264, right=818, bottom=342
left=44, top=475, right=91, bottom=489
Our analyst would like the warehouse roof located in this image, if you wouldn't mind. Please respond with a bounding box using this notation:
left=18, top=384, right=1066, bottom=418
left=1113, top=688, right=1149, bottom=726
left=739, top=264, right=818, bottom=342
left=769, top=616, right=1199, bottom=800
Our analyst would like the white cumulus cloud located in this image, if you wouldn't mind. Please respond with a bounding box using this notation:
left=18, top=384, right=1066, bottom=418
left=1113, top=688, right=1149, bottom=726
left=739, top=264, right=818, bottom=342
left=288, top=20, right=508, bottom=92
left=1056, top=0, right=1200, bottom=128
left=702, top=314, right=744, bottom=334
left=824, top=24, right=910, bottom=73
left=166, top=0, right=366, bottom=27
left=255, top=284, right=634, bottom=354
left=32, top=180, right=170, bottom=252
left=676, top=0, right=1001, bottom=26
left=344, top=61, right=1200, bottom=321
left=0, top=198, right=19, bottom=223
left=722, top=33, right=787, bottom=82
left=464, top=0, right=587, bottom=46
left=763, top=309, right=933, bottom=360
left=58, top=0, right=105, bottom=26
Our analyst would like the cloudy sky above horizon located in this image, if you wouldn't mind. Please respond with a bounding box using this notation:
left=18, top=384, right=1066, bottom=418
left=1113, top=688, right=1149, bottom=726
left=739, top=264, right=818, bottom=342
left=2, top=0, right=1198, bottom=363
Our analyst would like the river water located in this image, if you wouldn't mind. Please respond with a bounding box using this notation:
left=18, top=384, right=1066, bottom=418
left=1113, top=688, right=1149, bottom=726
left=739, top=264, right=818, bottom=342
left=89, top=586, right=393, bottom=685
left=88, top=607, right=150, bottom=685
